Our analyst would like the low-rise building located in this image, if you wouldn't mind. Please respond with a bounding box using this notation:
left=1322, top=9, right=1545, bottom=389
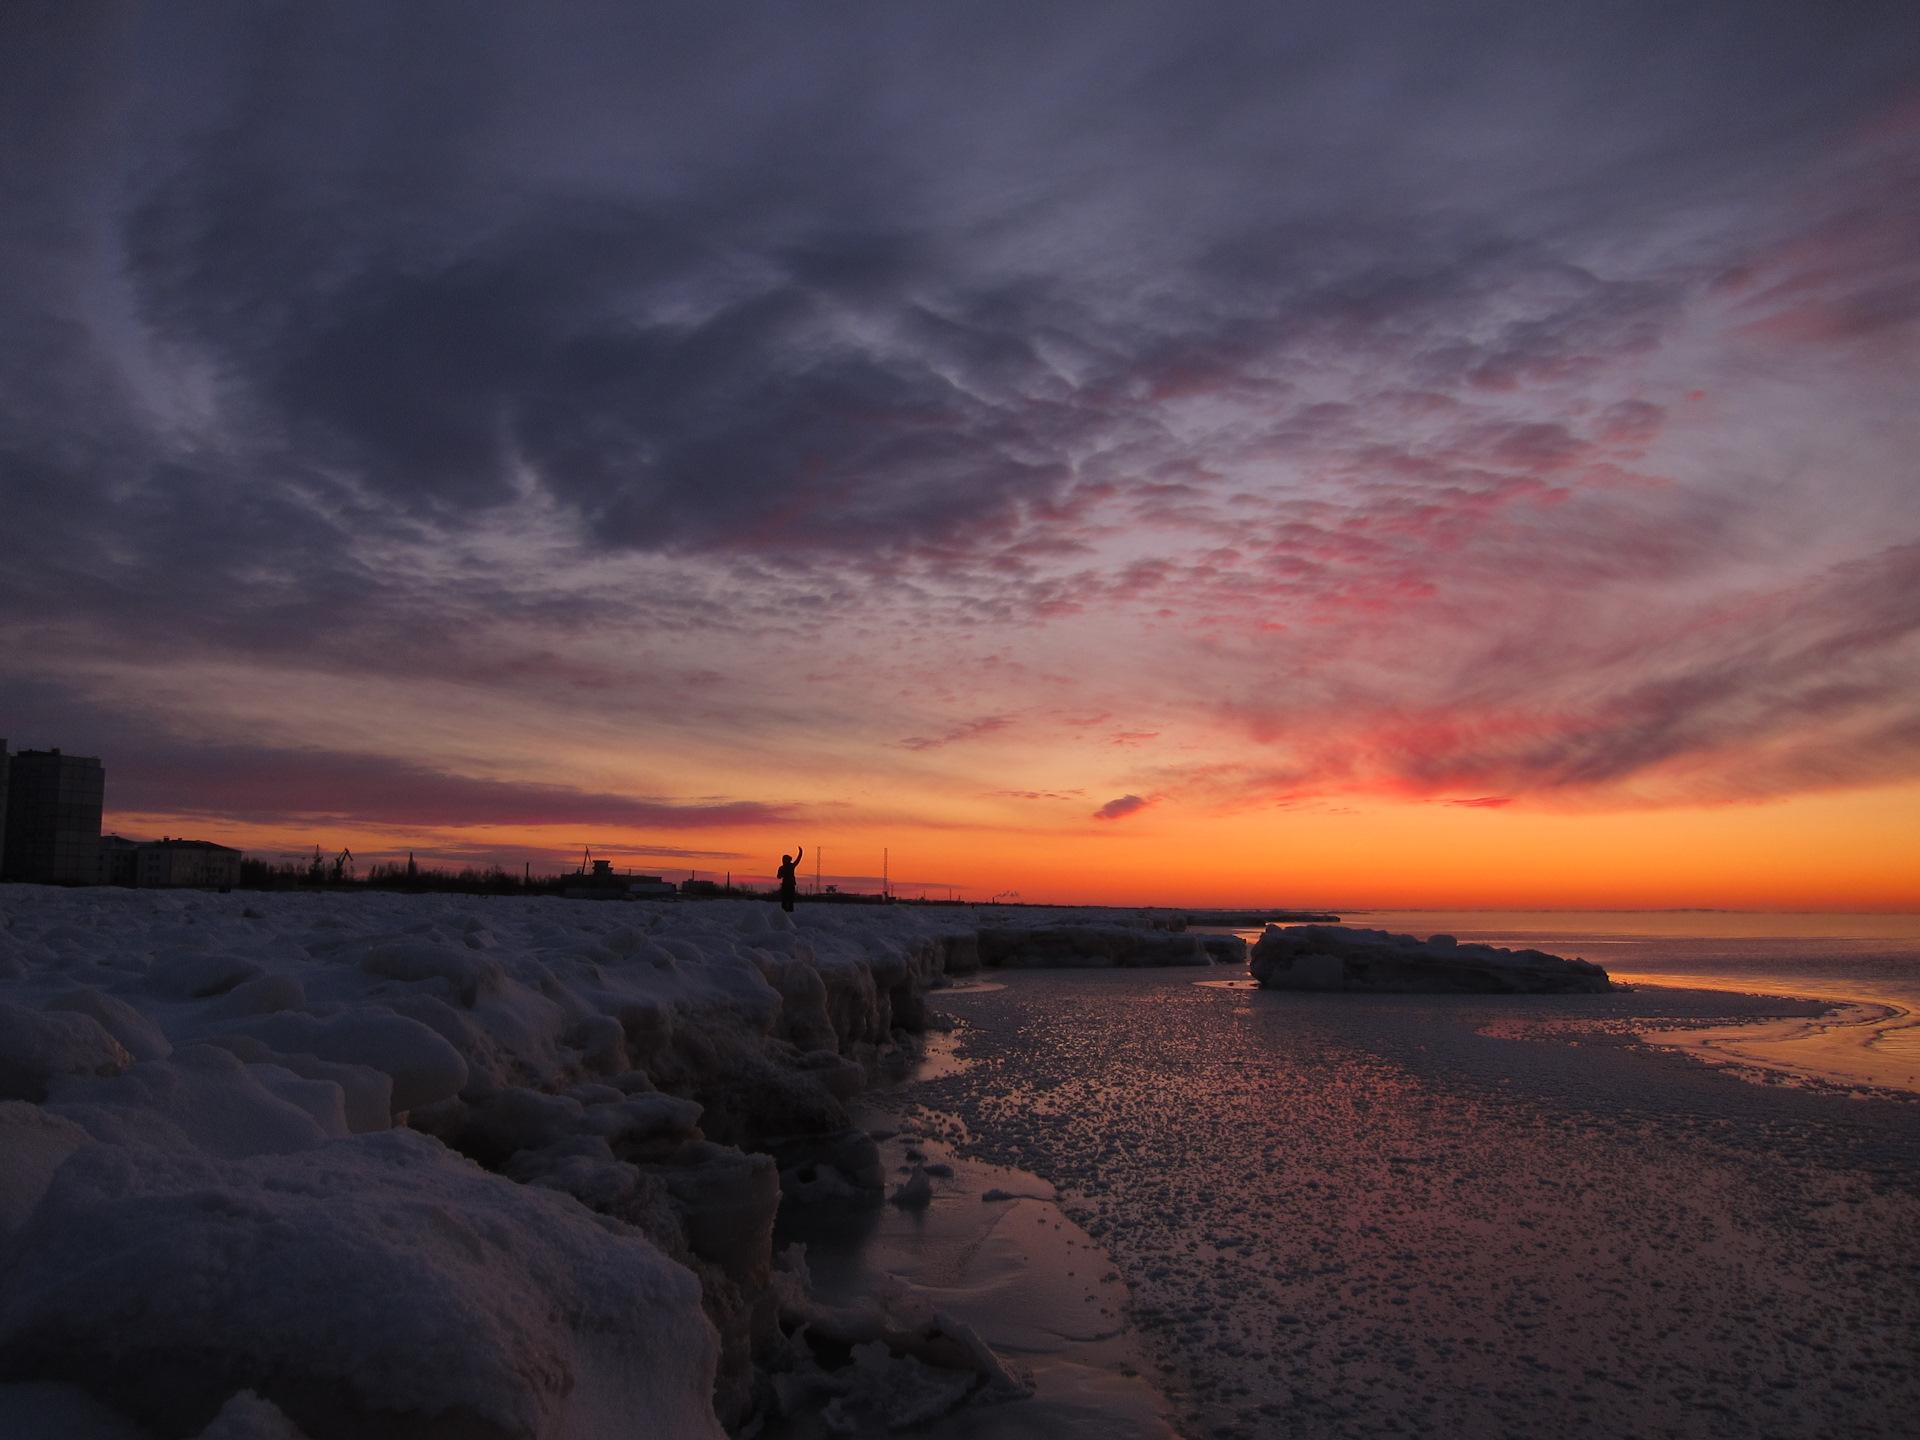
left=98, top=834, right=142, bottom=886
left=130, top=838, right=243, bottom=889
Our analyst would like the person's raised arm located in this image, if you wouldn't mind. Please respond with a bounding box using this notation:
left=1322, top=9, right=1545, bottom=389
left=794, top=846, right=804, bottom=865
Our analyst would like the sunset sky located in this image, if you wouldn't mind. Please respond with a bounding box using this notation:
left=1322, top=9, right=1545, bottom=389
left=4, top=2, right=1918, bottom=907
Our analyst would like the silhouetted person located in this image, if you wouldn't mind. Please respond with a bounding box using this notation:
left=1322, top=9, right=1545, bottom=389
left=777, top=847, right=804, bottom=912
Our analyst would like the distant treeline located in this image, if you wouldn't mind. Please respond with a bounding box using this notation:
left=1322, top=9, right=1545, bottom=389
left=231, top=859, right=991, bottom=904
left=234, top=859, right=846, bottom=901
left=237, top=859, right=567, bottom=895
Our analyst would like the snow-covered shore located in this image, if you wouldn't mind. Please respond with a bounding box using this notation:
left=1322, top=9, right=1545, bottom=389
left=0, top=887, right=1218, bottom=1438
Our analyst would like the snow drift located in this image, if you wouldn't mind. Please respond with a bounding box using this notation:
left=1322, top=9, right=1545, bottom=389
left=0, top=888, right=1218, bottom=1437
left=0, top=890, right=991, bottom=1436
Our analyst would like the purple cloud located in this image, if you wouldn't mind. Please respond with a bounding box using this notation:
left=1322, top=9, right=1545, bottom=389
left=105, top=746, right=793, bottom=830
left=899, top=716, right=1014, bottom=752
left=1094, top=794, right=1151, bottom=821
left=2, top=2, right=1917, bottom=834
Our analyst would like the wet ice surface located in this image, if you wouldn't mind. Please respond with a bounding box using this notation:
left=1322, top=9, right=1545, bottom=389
left=769, top=1110, right=1175, bottom=1439
left=918, top=971, right=1920, bottom=1440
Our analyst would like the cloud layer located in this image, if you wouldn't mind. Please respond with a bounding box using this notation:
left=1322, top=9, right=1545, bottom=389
left=3, top=1, right=1918, bottom=856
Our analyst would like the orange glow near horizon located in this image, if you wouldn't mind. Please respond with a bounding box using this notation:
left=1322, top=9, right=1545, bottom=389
left=104, top=778, right=1920, bottom=911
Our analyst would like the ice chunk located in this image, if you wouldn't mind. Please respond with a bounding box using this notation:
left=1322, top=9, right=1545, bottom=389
left=889, top=1165, right=934, bottom=1209
left=794, top=1047, right=865, bottom=1100
left=192, top=1390, right=310, bottom=1440
left=0, top=1001, right=133, bottom=1102
left=360, top=940, right=505, bottom=1006
left=661, top=1143, right=781, bottom=1286
left=567, top=1013, right=629, bottom=1074
left=821, top=1341, right=978, bottom=1430
left=0, top=1101, right=91, bottom=1237
left=145, top=951, right=267, bottom=1000
left=42, top=989, right=173, bottom=1062
left=611, top=997, right=673, bottom=1065
left=225, top=1011, right=467, bottom=1113
left=47, top=1047, right=331, bottom=1158
left=459, top=1086, right=590, bottom=1162
left=580, top=1091, right=704, bottom=1145
left=243, top=1064, right=351, bottom=1139
left=0, top=1128, right=724, bottom=1439
left=264, top=1055, right=390, bottom=1135
left=202, top=972, right=307, bottom=1019
left=195, top=1036, right=392, bottom=1135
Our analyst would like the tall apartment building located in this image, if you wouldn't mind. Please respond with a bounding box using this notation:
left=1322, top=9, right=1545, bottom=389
left=2, top=747, right=105, bottom=884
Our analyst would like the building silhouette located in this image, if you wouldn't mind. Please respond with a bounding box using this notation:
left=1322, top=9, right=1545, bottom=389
left=1, top=745, right=104, bottom=885
left=131, top=838, right=243, bottom=889
left=98, top=833, right=141, bottom=886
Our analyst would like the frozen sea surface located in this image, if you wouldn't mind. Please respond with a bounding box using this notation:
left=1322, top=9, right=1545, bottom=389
left=1337, top=909, right=1920, bottom=1009
left=918, top=968, right=1920, bottom=1440
left=1223, top=912, right=1920, bottom=1093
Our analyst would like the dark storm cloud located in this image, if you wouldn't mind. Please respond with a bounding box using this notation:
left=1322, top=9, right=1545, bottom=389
left=0, top=676, right=793, bottom=832
left=11, top=0, right=1914, bottom=582
left=106, top=745, right=793, bottom=831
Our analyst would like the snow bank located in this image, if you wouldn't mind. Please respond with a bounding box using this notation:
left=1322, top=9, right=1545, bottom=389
left=1249, top=924, right=1614, bottom=994
left=4, top=1128, right=717, bottom=1439
left=0, top=888, right=1226, bottom=1435
left=0, top=887, right=1000, bottom=1436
